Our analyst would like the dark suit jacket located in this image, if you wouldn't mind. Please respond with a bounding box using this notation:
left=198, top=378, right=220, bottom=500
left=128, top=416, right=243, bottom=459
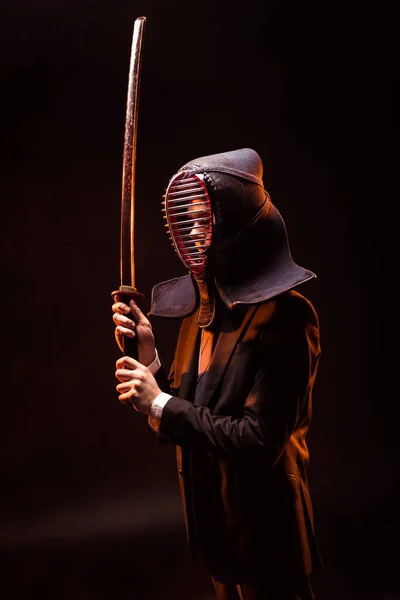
left=154, top=289, right=322, bottom=584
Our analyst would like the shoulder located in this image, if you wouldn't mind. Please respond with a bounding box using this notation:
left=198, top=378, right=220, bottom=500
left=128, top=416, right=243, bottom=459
left=264, top=290, right=320, bottom=329
left=249, top=290, right=317, bottom=320
left=285, top=290, right=319, bottom=323
left=253, top=291, right=320, bottom=349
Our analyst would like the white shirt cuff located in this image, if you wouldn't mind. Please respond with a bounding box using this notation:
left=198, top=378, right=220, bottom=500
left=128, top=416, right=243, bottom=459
left=148, top=392, right=172, bottom=432
left=147, top=348, right=162, bottom=375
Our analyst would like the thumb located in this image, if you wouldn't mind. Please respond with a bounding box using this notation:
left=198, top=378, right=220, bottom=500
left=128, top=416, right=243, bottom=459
left=129, top=299, right=147, bottom=324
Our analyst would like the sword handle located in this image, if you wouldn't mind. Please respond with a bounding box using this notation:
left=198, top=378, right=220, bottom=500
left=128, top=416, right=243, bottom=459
left=111, top=286, right=145, bottom=360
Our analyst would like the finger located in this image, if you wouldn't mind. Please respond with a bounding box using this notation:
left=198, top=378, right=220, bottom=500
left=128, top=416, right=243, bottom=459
left=113, top=313, right=136, bottom=339
left=115, top=368, right=138, bottom=382
left=116, top=356, right=142, bottom=370
left=114, top=330, right=125, bottom=353
left=115, top=368, right=144, bottom=382
left=115, top=325, right=135, bottom=339
left=117, top=389, right=134, bottom=407
left=113, top=313, right=136, bottom=329
left=112, top=302, right=131, bottom=315
left=118, top=389, right=139, bottom=410
left=116, top=381, right=136, bottom=393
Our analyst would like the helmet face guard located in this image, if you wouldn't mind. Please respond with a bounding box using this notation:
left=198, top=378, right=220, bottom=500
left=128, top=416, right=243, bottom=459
left=163, top=171, right=212, bottom=275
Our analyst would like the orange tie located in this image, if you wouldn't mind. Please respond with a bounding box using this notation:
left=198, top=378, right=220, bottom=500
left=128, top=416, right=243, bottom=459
left=198, top=328, right=214, bottom=379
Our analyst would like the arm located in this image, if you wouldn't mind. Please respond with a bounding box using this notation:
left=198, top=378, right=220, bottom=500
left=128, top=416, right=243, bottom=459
left=156, top=309, right=320, bottom=465
left=112, top=297, right=173, bottom=426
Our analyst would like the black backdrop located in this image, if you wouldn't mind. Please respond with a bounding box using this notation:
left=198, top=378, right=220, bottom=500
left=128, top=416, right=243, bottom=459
left=1, top=1, right=397, bottom=599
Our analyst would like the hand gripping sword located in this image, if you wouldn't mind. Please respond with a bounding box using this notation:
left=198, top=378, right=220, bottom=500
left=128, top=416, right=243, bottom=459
left=111, top=16, right=146, bottom=358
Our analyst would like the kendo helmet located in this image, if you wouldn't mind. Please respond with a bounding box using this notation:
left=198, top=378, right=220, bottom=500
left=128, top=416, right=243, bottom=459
left=152, top=148, right=316, bottom=325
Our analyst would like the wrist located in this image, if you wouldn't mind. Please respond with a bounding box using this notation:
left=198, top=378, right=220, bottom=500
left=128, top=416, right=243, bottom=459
left=142, top=352, right=156, bottom=367
left=146, top=349, right=161, bottom=375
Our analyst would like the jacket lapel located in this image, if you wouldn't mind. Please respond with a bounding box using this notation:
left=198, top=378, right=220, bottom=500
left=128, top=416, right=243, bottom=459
left=173, top=311, right=201, bottom=400
left=194, top=305, right=258, bottom=407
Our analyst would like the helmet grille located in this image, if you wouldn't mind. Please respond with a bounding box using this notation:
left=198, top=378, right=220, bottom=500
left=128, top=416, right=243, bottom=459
left=163, top=171, right=212, bottom=274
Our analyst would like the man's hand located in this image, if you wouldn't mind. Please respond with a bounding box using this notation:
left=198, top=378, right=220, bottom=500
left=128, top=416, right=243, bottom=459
left=115, top=356, right=161, bottom=414
left=112, top=295, right=156, bottom=367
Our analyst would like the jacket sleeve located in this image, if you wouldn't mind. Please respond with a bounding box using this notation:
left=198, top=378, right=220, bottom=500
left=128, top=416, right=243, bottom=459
left=156, top=300, right=321, bottom=465
left=154, top=361, right=173, bottom=393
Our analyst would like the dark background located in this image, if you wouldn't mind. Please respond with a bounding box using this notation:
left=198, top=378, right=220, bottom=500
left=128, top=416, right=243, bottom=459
left=1, top=1, right=397, bottom=599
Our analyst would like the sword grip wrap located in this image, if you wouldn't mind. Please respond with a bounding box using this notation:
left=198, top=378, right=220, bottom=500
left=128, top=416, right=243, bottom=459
left=111, top=286, right=145, bottom=360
